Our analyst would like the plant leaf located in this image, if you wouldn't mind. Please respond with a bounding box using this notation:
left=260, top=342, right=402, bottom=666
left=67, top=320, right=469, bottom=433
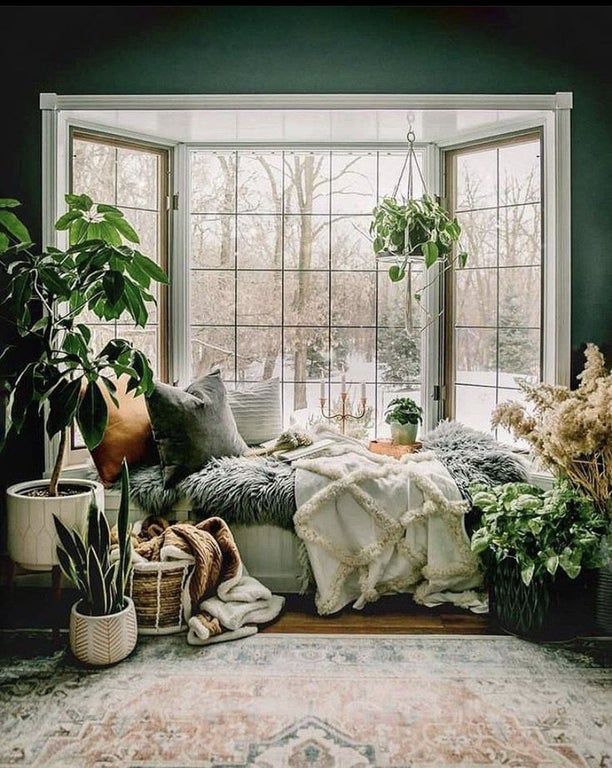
left=0, top=210, right=31, bottom=243
left=76, top=382, right=108, bottom=450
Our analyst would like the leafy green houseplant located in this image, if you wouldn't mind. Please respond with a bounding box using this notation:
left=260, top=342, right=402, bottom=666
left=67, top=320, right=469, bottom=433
left=0, top=194, right=167, bottom=496
left=471, top=480, right=608, bottom=638
left=370, top=195, right=467, bottom=283
left=384, top=397, right=423, bottom=445
left=54, top=460, right=137, bottom=665
left=54, top=460, right=132, bottom=616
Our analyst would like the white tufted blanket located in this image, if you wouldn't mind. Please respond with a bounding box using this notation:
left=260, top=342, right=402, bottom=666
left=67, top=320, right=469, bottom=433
left=293, top=434, right=486, bottom=615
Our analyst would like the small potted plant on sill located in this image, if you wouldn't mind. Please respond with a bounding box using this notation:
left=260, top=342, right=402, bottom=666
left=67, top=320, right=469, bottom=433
left=0, top=195, right=166, bottom=572
left=471, top=480, right=608, bottom=639
left=384, top=397, right=423, bottom=445
left=54, top=460, right=136, bottom=665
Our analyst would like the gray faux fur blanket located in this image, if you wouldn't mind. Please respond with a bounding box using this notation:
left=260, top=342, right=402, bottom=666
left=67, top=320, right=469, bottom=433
left=115, top=421, right=527, bottom=529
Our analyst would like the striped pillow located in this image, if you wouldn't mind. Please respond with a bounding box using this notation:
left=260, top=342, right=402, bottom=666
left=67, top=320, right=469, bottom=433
left=228, top=378, right=282, bottom=445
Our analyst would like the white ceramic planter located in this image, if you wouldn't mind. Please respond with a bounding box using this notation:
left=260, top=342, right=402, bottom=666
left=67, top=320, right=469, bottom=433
left=70, top=597, right=138, bottom=666
left=390, top=421, right=419, bottom=445
left=6, top=479, right=104, bottom=571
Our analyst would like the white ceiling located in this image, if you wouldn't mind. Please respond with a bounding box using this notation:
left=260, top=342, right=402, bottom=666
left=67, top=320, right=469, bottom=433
left=62, top=108, right=543, bottom=144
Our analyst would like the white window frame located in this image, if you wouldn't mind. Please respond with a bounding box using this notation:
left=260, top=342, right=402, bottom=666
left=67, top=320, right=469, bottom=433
left=40, top=92, right=571, bottom=475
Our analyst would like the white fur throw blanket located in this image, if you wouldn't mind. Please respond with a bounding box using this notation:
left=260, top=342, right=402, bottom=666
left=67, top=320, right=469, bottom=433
left=293, top=435, right=485, bottom=615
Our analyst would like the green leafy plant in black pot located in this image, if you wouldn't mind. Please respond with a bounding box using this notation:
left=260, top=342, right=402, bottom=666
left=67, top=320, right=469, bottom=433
left=384, top=397, right=423, bottom=445
left=471, top=480, right=608, bottom=639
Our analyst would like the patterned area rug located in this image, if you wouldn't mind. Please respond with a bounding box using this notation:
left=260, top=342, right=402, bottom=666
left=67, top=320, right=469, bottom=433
left=0, top=632, right=610, bottom=767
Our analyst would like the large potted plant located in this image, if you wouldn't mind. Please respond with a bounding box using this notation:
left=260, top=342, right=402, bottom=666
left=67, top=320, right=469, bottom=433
left=492, top=344, right=612, bottom=633
left=54, top=460, right=136, bottom=665
left=384, top=397, right=423, bottom=445
left=0, top=195, right=167, bottom=571
left=471, top=480, right=608, bottom=639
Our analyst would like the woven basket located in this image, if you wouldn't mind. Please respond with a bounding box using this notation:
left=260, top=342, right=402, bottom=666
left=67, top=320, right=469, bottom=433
left=129, top=561, right=191, bottom=635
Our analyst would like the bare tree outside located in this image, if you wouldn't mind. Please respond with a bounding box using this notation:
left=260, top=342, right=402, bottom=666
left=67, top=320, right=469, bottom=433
left=189, top=149, right=423, bottom=435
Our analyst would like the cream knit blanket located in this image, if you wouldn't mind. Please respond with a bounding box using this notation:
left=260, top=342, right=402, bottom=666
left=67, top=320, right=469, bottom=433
left=293, top=436, right=485, bottom=615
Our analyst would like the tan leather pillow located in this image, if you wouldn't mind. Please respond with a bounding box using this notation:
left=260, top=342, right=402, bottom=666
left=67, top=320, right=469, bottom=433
left=90, top=376, right=158, bottom=486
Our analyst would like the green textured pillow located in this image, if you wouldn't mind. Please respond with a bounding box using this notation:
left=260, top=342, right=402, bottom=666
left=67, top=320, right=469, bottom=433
left=146, top=372, right=248, bottom=487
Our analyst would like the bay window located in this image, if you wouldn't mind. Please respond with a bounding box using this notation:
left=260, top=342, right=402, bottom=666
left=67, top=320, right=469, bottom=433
left=51, top=94, right=569, bottom=469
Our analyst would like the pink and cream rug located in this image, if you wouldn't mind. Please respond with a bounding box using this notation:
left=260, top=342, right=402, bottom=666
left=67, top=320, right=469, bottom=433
left=0, top=632, right=610, bottom=766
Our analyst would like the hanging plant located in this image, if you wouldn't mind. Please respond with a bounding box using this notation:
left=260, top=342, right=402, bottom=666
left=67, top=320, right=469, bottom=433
left=366, top=126, right=468, bottom=332
left=370, top=194, right=468, bottom=283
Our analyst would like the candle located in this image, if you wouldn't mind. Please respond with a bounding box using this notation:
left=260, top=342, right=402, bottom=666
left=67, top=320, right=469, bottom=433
left=320, top=377, right=326, bottom=400
left=341, top=372, right=346, bottom=394
left=360, top=382, right=367, bottom=401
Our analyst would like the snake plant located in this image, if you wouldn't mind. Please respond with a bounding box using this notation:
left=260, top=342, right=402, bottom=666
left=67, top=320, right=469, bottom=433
left=53, top=459, right=132, bottom=616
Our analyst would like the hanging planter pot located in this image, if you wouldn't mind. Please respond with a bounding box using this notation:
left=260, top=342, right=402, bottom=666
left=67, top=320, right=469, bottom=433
left=369, top=128, right=467, bottom=333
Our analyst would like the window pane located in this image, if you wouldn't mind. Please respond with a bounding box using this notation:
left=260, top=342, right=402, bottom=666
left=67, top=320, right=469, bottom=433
left=284, top=382, right=324, bottom=425
left=455, top=328, right=497, bottom=387
left=120, top=208, right=158, bottom=261
left=191, top=215, right=235, bottom=268
left=331, top=153, right=376, bottom=214
left=455, top=268, right=497, bottom=327
left=499, top=328, right=540, bottom=380
left=283, top=327, right=329, bottom=381
left=331, top=328, right=375, bottom=381
left=455, top=385, right=497, bottom=433
left=236, top=271, right=281, bottom=325
left=191, top=271, right=235, bottom=325
left=499, top=204, right=541, bottom=266
left=331, top=272, right=375, bottom=326
left=236, top=327, right=282, bottom=380
left=377, top=327, right=421, bottom=384
left=116, top=148, right=158, bottom=209
left=450, top=136, right=543, bottom=436
left=284, top=215, right=329, bottom=269
left=456, top=209, right=497, bottom=268
left=284, top=271, right=329, bottom=326
left=377, top=268, right=423, bottom=329
left=191, top=152, right=236, bottom=213
left=237, top=153, right=282, bottom=214
left=499, top=140, right=541, bottom=206
left=284, top=153, right=330, bottom=214
left=499, top=266, right=541, bottom=328
left=191, top=326, right=234, bottom=379
left=237, top=215, right=282, bottom=269
left=378, top=152, right=425, bottom=201
left=331, top=216, right=373, bottom=270
left=455, top=148, right=497, bottom=210
left=72, top=139, right=115, bottom=203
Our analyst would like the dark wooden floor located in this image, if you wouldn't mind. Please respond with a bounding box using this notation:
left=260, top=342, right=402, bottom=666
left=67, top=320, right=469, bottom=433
left=263, top=594, right=497, bottom=635
left=0, top=586, right=497, bottom=635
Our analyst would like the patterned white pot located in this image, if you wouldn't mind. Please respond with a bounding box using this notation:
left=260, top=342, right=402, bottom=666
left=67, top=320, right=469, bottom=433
left=70, top=598, right=138, bottom=666
left=6, top=479, right=104, bottom=571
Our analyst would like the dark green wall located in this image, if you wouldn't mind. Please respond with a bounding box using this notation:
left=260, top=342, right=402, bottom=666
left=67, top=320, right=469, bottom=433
left=1, top=5, right=611, bottom=483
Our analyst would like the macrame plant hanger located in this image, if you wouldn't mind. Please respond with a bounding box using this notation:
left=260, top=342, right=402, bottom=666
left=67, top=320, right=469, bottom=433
left=389, top=119, right=429, bottom=332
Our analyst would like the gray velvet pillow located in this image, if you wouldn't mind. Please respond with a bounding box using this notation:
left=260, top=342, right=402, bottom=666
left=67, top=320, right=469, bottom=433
left=146, top=372, right=248, bottom=487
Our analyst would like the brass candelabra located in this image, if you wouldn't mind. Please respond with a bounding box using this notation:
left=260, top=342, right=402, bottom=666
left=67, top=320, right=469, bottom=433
left=319, top=392, right=367, bottom=435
